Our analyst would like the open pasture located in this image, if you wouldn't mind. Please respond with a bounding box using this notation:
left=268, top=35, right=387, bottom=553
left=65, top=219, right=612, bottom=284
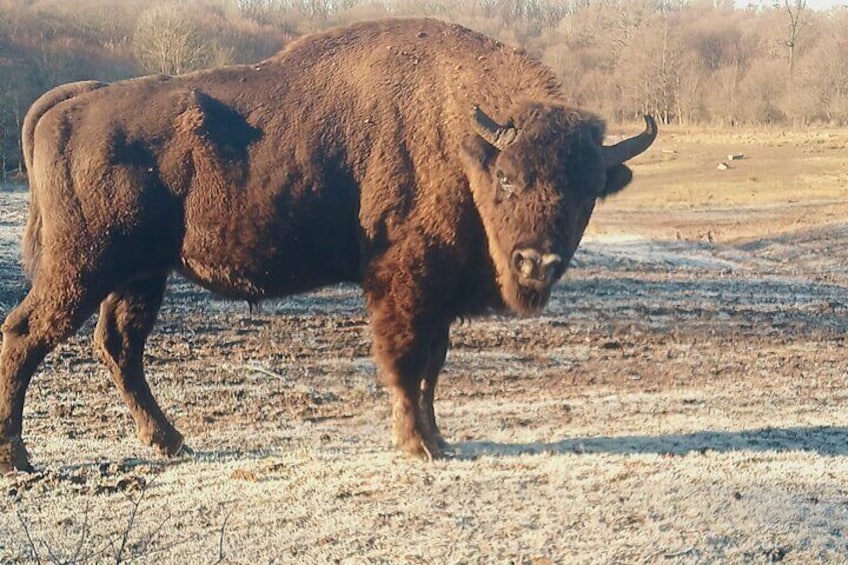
left=3, top=125, right=848, bottom=562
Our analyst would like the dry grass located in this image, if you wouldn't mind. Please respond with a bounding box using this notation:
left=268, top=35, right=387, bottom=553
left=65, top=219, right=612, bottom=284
left=590, top=124, right=848, bottom=243
left=3, top=125, right=848, bottom=562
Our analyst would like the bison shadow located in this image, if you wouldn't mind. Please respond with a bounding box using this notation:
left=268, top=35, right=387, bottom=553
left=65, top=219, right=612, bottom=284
left=453, top=426, right=848, bottom=459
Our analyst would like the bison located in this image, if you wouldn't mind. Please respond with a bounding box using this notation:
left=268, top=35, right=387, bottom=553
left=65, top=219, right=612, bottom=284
left=0, top=18, right=656, bottom=472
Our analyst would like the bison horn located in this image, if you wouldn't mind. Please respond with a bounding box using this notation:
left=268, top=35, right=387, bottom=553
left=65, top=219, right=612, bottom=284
left=471, top=105, right=518, bottom=150
left=602, top=115, right=657, bottom=167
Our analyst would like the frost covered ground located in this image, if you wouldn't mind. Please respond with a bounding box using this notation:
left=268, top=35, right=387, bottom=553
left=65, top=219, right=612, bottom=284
left=3, top=126, right=848, bottom=562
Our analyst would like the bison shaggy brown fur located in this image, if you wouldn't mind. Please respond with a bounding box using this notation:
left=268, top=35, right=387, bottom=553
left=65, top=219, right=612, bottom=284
left=0, top=18, right=656, bottom=472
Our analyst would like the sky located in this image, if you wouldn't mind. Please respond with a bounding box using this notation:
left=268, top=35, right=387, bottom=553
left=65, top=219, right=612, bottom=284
left=737, top=0, right=847, bottom=9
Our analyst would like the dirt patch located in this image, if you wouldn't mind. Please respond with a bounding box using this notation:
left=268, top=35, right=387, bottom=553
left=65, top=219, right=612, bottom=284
left=3, top=127, right=848, bottom=562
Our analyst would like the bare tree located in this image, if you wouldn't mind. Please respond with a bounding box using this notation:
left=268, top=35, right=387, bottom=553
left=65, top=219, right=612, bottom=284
left=739, top=57, right=786, bottom=124
left=132, top=3, right=213, bottom=75
left=615, top=11, right=684, bottom=124
left=783, top=0, right=806, bottom=74
left=789, top=28, right=848, bottom=124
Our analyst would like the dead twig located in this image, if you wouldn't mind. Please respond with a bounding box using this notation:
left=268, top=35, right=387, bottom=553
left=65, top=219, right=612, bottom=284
left=70, top=499, right=91, bottom=563
left=40, top=530, right=64, bottom=565
left=113, top=474, right=158, bottom=564
left=133, top=508, right=173, bottom=558
left=15, top=509, right=43, bottom=565
left=213, top=510, right=234, bottom=564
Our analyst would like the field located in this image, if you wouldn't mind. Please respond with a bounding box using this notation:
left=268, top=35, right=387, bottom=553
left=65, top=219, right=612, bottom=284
left=2, top=125, right=848, bottom=563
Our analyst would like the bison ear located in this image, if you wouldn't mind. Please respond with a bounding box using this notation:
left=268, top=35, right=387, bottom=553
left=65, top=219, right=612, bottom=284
left=601, top=164, right=633, bottom=198
left=459, top=134, right=501, bottom=207
left=459, top=134, right=498, bottom=172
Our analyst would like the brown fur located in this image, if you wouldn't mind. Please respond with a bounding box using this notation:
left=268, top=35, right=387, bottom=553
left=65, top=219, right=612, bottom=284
left=20, top=80, right=108, bottom=279
left=0, top=18, right=655, bottom=471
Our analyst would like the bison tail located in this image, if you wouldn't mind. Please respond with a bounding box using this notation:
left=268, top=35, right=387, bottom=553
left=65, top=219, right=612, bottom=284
left=21, top=204, right=41, bottom=281
left=20, top=80, right=107, bottom=280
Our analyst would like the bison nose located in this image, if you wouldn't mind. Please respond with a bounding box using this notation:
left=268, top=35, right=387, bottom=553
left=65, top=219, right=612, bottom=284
left=512, top=249, right=563, bottom=283
left=540, top=253, right=563, bottom=282
left=512, top=249, right=540, bottom=280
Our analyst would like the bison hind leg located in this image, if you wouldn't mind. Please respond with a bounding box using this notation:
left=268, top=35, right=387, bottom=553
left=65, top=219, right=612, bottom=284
left=0, top=284, right=104, bottom=473
left=93, top=275, right=185, bottom=457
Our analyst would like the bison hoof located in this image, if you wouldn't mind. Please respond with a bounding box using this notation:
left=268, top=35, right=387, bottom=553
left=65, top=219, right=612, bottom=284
left=140, top=427, right=185, bottom=457
left=156, top=433, right=185, bottom=457
left=397, top=435, right=451, bottom=462
left=176, top=443, right=195, bottom=457
left=0, top=438, right=34, bottom=474
left=433, top=433, right=450, bottom=451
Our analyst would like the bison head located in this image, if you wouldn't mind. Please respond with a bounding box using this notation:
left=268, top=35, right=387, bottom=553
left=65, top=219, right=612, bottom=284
left=459, top=101, right=656, bottom=315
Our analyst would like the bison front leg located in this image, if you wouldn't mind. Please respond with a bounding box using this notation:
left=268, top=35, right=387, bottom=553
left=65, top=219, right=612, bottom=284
left=93, top=276, right=185, bottom=457
left=391, top=371, right=447, bottom=461
left=419, top=330, right=450, bottom=450
left=368, top=289, right=451, bottom=460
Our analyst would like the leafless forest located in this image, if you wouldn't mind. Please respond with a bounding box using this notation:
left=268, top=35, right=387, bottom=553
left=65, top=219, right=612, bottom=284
left=0, top=0, right=846, bottom=176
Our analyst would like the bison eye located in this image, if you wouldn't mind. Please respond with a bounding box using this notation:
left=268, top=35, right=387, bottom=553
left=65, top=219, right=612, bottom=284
left=496, top=174, right=516, bottom=203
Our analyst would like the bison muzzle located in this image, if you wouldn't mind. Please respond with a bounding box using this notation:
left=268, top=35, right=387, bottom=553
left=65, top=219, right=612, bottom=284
left=0, top=18, right=656, bottom=472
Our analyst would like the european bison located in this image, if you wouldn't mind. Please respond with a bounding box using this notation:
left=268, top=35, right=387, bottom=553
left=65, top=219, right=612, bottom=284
left=0, top=18, right=656, bottom=472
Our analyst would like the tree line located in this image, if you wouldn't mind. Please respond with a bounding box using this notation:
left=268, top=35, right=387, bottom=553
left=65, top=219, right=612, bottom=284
left=0, top=0, right=845, bottom=177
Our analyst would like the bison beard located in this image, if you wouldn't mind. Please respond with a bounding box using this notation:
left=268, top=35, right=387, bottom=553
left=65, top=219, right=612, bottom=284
left=0, top=18, right=656, bottom=472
